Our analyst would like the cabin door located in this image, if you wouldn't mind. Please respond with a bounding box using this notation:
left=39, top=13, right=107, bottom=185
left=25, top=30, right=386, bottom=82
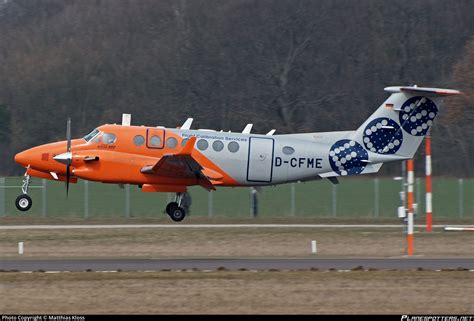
left=247, top=137, right=274, bottom=183
left=146, top=128, right=165, bottom=149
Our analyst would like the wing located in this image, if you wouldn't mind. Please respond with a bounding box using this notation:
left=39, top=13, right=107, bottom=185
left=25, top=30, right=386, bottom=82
left=140, top=136, right=217, bottom=191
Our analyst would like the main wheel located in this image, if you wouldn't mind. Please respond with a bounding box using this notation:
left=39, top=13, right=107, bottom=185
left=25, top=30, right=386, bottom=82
left=165, top=202, right=179, bottom=215
left=169, top=207, right=186, bottom=222
left=15, top=194, right=32, bottom=212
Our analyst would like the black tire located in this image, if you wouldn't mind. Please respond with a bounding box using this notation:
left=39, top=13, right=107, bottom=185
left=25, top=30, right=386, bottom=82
left=15, top=194, right=32, bottom=212
left=169, top=207, right=186, bottom=222
left=165, top=202, right=179, bottom=215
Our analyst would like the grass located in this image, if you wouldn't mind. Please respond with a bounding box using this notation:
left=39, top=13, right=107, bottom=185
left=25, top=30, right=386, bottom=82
left=1, top=219, right=472, bottom=314
left=1, top=270, right=473, bottom=314
left=0, top=176, right=472, bottom=219
left=1, top=226, right=473, bottom=258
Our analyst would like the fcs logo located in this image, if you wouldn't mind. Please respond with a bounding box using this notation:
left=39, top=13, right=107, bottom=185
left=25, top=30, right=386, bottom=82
left=399, top=96, right=438, bottom=136
left=362, top=117, right=403, bottom=154
left=328, top=139, right=368, bottom=176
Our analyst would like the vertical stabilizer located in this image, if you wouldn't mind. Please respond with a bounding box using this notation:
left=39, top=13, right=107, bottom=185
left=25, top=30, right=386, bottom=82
left=351, top=86, right=461, bottom=158
left=324, top=86, right=460, bottom=177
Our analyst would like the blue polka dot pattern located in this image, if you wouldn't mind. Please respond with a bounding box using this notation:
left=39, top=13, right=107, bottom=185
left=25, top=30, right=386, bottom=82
left=399, top=96, right=438, bottom=136
left=362, top=117, right=403, bottom=154
left=328, top=139, right=369, bottom=176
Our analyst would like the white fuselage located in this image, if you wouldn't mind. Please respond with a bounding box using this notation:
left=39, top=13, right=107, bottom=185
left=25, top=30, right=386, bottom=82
left=174, top=129, right=334, bottom=186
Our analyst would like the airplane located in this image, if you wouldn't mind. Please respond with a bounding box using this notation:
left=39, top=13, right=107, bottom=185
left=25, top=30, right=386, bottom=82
left=13, top=85, right=460, bottom=222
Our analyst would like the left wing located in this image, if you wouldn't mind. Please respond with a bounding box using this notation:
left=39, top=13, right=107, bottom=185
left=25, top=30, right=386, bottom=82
left=140, top=137, right=216, bottom=191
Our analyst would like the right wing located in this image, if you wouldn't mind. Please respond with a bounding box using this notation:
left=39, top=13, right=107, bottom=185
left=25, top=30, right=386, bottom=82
left=140, top=137, right=219, bottom=191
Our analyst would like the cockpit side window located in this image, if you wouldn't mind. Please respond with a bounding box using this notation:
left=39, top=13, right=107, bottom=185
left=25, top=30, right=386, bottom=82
left=103, top=133, right=117, bottom=144
left=91, top=134, right=101, bottom=143
left=83, top=128, right=100, bottom=142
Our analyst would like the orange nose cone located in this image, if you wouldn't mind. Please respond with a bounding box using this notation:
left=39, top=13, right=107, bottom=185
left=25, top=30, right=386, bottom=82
left=14, top=150, right=29, bottom=167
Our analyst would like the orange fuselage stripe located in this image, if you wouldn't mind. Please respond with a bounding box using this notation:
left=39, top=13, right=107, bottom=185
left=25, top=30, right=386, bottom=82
left=16, top=124, right=240, bottom=188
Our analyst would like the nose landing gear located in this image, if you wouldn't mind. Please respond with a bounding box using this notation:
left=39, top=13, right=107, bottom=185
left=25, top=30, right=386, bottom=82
left=15, top=172, right=32, bottom=212
left=165, top=193, right=186, bottom=222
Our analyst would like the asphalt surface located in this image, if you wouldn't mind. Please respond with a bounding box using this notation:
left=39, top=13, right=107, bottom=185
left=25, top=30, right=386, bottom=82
left=1, top=258, right=473, bottom=272
left=1, top=224, right=471, bottom=229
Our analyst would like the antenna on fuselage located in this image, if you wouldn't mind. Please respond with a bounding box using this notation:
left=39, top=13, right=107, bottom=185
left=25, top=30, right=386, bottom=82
left=266, top=129, right=276, bottom=136
left=122, top=113, right=131, bottom=126
left=181, top=118, right=194, bottom=130
left=242, top=124, right=253, bottom=134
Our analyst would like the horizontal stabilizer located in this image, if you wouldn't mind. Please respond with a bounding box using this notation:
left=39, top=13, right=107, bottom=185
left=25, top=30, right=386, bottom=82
left=384, top=86, right=461, bottom=97
left=319, top=171, right=338, bottom=178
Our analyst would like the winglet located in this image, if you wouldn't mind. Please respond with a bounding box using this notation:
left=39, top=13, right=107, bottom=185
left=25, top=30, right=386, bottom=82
left=179, top=136, right=196, bottom=155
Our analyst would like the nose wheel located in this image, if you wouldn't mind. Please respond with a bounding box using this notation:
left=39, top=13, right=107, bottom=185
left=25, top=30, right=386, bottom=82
left=16, top=171, right=33, bottom=212
left=165, top=193, right=186, bottom=222
left=15, top=194, right=33, bottom=211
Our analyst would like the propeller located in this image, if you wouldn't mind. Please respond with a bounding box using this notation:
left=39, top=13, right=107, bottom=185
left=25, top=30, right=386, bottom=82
left=53, top=118, right=73, bottom=197
left=66, top=117, right=71, bottom=197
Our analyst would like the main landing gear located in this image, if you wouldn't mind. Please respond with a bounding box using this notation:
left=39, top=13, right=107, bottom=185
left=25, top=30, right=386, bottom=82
left=165, top=193, right=186, bottom=222
left=15, top=172, right=32, bottom=212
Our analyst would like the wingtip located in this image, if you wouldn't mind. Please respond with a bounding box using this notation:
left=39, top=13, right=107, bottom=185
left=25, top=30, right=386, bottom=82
left=179, top=136, right=196, bottom=155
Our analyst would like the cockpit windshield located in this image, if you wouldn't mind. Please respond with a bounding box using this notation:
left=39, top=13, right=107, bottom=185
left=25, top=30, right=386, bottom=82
left=83, top=128, right=100, bottom=142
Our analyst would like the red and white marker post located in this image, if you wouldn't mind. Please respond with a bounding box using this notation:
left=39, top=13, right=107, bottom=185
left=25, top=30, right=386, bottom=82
left=425, top=133, right=433, bottom=232
left=407, top=159, right=415, bottom=256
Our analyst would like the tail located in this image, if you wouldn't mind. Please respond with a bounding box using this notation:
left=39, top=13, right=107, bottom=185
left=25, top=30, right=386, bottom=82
left=325, top=86, right=461, bottom=177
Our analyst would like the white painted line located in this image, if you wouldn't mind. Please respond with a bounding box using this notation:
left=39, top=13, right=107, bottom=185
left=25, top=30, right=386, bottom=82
left=0, top=224, right=464, bottom=230
left=444, top=226, right=474, bottom=232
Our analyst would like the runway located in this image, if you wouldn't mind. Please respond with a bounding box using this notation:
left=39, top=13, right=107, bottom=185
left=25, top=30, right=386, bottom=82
left=0, top=224, right=470, bottom=230
left=1, top=258, right=473, bottom=272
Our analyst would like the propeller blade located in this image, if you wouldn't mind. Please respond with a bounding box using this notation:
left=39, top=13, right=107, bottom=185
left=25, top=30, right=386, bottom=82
left=65, top=118, right=71, bottom=198
left=66, top=164, right=70, bottom=198
left=66, top=117, right=71, bottom=154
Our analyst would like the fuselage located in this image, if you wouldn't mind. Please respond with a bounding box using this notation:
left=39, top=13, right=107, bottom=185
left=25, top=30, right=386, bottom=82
left=15, top=124, right=335, bottom=188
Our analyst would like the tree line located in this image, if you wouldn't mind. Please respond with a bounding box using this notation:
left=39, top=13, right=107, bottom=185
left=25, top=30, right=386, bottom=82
left=0, top=0, right=473, bottom=176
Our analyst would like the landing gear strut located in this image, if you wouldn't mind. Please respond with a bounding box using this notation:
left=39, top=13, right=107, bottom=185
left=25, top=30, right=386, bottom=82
left=15, top=171, right=32, bottom=212
left=165, top=193, right=186, bottom=222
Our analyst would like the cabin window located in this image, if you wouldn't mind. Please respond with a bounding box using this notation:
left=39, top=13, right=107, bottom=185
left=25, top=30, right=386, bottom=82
left=212, top=140, right=224, bottom=152
left=102, top=133, right=117, bottom=144
left=228, top=141, right=239, bottom=153
left=166, top=137, right=178, bottom=148
left=133, top=135, right=145, bottom=146
left=282, top=146, right=295, bottom=155
left=197, top=139, right=209, bottom=151
left=181, top=138, right=189, bottom=146
left=149, top=135, right=162, bottom=147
